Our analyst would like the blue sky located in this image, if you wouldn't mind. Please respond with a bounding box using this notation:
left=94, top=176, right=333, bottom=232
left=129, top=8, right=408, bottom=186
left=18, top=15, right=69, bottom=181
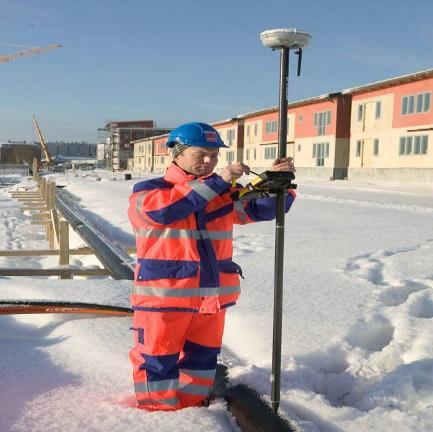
left=1, top=0, right=432, bottom=143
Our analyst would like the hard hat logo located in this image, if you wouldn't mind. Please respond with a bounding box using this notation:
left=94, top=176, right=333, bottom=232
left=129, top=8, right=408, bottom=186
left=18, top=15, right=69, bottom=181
left=204, top=131, right=218, bottom=142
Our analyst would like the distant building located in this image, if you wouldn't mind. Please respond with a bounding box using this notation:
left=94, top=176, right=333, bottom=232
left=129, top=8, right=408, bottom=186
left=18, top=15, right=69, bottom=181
left=45, top=142, right=96, bottom=160
left=0, top=141, right=41, bottom=165
left=98, top=120, right=172, bottom=170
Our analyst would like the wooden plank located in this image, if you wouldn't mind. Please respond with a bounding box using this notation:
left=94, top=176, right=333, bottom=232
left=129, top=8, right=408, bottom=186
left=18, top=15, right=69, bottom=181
left=9, top=192, right=40, bottom=195
left=51, top=209, right=60, bottom=243
left=0, top=247, right=96, bottom=257
left=0, top=301, right=132, bottom=316
left=30, top=220, right=51, bottom=225
left=31, top=213, right=50, bottom=219
left=21, top=206, right=48, bottom=210
left=0, top=268, right=110, bottom=276
left=16, top=198, right=44, bottom=201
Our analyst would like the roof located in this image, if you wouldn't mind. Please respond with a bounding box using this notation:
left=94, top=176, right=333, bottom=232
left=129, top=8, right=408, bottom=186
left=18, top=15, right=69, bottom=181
left=130, top=132, right=171, bottom=144
left=217, top=92, right=344, bottom=123
left=342, top=67, right=433, bottom=95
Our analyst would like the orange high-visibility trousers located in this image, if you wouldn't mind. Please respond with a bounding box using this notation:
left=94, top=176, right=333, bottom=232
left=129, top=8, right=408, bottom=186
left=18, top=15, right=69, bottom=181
left=129, top=310, right=226, bottom=410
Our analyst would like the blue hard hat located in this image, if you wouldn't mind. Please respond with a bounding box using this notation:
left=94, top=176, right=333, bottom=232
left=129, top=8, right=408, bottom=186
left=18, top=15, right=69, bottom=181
left=166, top=122, right=229, bottom=149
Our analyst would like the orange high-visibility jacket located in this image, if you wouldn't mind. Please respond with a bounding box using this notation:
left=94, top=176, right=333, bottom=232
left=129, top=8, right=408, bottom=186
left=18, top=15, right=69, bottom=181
left=128, top=163, right=296, bottom=314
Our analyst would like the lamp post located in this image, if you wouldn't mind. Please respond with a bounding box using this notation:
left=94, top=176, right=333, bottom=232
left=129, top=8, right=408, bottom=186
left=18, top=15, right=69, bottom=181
left=260, top=27, right=311, bottom=414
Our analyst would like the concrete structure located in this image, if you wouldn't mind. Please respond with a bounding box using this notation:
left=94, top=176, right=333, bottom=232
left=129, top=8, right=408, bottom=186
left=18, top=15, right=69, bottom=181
left=0, top=142, right=41, bottom=166
left=345, top=68, right=433, bottom=182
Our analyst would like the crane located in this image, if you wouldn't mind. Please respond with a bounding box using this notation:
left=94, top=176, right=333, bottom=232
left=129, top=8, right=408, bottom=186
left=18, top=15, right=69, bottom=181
left=0, top=43, right=62, bottom=64
left=32, top=115, right=53, bottom=167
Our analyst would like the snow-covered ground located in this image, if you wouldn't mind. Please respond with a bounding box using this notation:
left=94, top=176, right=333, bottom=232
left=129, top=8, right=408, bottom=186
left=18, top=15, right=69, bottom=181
left=1, top=171, right=433, bottom=432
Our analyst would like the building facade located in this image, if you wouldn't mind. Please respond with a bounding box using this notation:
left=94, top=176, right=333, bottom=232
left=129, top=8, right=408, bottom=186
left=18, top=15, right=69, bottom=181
left=213, top=118, right=244, bottom=170
left=346, top=69, right=433, bottom=182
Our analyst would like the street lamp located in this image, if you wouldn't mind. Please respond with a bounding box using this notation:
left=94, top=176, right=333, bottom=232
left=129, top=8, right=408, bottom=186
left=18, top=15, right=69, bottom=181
left=260, top=27, right=311, bottom=414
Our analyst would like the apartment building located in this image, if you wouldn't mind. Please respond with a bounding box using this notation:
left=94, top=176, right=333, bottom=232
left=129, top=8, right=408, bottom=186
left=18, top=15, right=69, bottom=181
left=132, top=135, right=159, bottom=172
left=238, top=93, right=351, bottom=179
left=345, top=68, right=433, bottom=182
left=127, top=68, right=433, bottom=183
left=212, top=118, right=244, bottom=170
left=99, top=120, right=171, bottom=170
left=290, top=93, right=352, bottom=179
left=152, top=135, right=171, bottom=173
left=241, top=106, right=296, bottom=172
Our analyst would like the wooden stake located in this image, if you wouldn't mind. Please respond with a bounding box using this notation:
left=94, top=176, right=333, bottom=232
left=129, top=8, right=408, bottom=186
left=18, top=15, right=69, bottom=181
left=59, top=220, right=70, bottom=279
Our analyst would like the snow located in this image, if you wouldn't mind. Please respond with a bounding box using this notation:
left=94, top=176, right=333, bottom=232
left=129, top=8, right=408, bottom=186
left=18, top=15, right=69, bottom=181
left=1, top=171, right=433, bottom=431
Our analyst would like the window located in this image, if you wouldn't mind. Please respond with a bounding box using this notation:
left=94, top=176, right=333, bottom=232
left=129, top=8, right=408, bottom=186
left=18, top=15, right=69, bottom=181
left=402, top=92, right=431, bottom=115
left=245, top=149, right=250, bottom=160
left=297, top=144, right=301, bottom=152
left=374, top=139, right=379, bottom=156
left=227, top=129, right=235, bottom=146
left=254, top=124, right=258, bottom=136
left=400, top=135, right=428, bottom=155
left=414, top=136, right=421, bottom=154
left=160, top=156, right=165, bottom=163
left=375, top=101, right=381, bottom=119
left=312, top=142, right=329, bottom=166
left=356, top=140, right=362, bottom=157
left=299, top=115, right=303, bottom=122
left=422, top=135, right=429, bottom=154
left=246, top=125, right=250, bottom=137
left=424, top=93, right=431, bottom=112
left=226, top=151, right=234, bottom=163
left=265, top=120, right=278, bottom=134
left=253, top=148, right=257, bottom=160
left=264, top=146, right=276, bottom=159
left=357, top=104, right=363, bottom=121
left=314, top=111, right=331, bottom=135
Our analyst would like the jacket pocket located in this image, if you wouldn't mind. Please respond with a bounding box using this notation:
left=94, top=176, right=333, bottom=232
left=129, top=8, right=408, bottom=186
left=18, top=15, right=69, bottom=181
left=136, top=259, right=199, bottom=281
left=218, top=260, right=244, bottom=279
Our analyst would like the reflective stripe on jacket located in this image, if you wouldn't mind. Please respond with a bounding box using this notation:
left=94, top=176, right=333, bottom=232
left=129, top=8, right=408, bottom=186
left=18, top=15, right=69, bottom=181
left=128, top=162, right=296, bottom=314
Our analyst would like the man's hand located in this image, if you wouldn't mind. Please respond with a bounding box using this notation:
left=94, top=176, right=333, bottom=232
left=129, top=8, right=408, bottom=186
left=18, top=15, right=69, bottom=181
left=220, top=162, right=250, bottom=183
left=272, top=157, right=296, bottom=173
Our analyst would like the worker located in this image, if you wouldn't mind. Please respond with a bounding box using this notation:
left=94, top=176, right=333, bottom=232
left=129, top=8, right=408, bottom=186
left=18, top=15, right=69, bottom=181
left=128, top=122, right=296, bottom=411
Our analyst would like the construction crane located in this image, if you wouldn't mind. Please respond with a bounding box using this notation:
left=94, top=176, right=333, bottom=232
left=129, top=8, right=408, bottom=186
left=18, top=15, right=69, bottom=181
left=32, top=115, right=53, bottom=167
left=0, top=43, right=62, bottom=64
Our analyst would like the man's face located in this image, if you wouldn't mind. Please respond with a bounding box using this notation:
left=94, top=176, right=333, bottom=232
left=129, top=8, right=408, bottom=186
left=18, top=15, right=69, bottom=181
left=175, top=146, right=219, bottom=177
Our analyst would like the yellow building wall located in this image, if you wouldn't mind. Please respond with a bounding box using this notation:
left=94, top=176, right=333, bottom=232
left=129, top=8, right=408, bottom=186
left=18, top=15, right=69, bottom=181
left=133, top=139, right=153, bottom=172
left=215, top=124, right=240, bottom=170
left=389, top=128, right=433, bottom=168
left=153, top=154, right=170, bottom=173
left=349, top=93, right=394, bottom=168
left=294, top=136, right=336, bottom=168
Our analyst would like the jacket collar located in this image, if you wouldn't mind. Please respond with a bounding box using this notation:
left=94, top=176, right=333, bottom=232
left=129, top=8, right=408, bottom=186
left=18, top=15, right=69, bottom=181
left=164, top=162, right=214, bottom=184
